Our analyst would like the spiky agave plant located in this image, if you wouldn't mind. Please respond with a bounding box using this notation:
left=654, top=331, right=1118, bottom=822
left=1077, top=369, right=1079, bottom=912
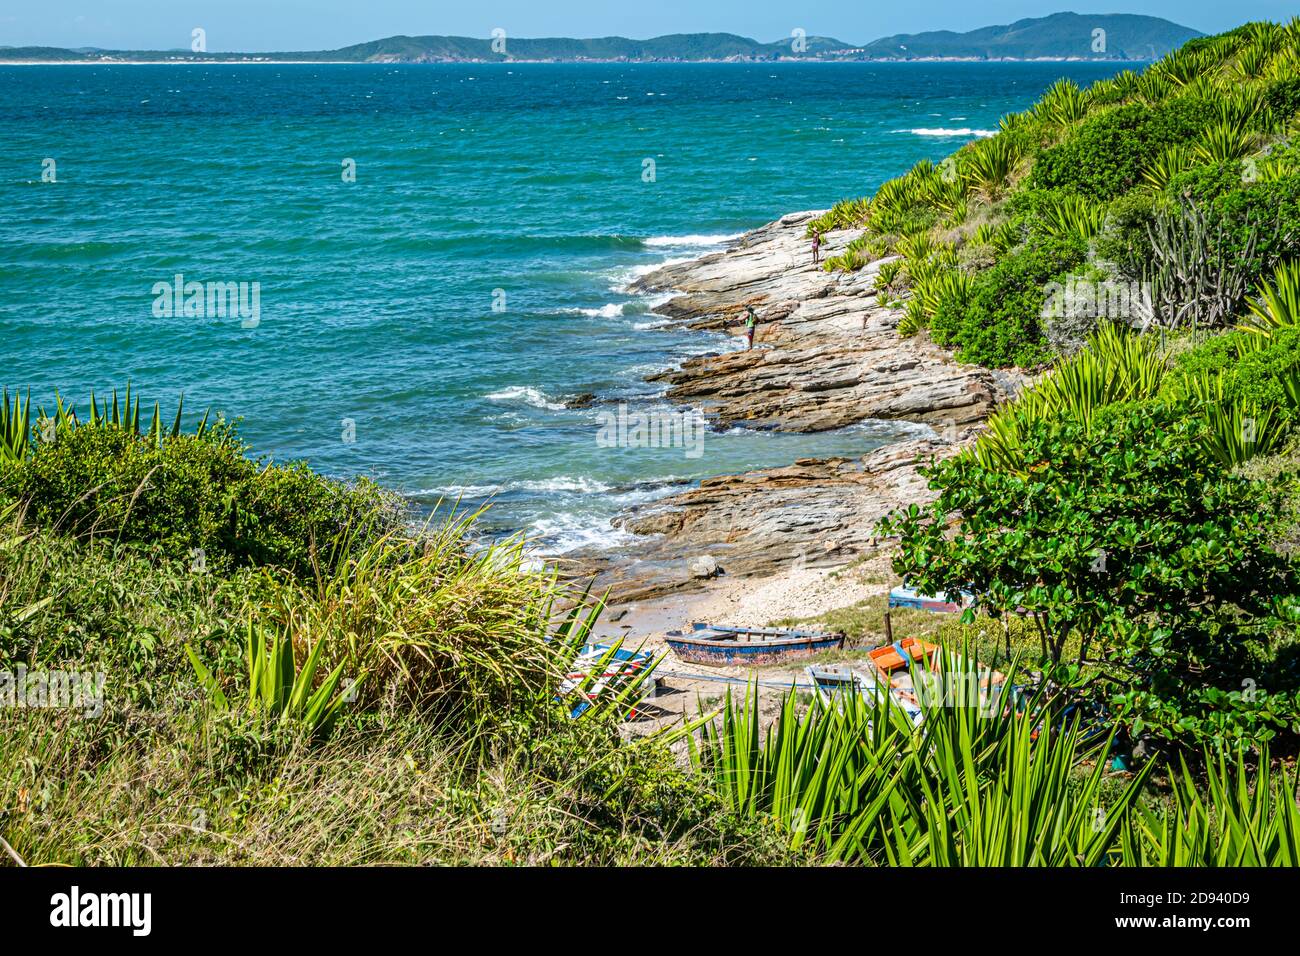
left=1193, top=122, right=1262, bottom=165
left=1034, top=79, right=1091, bottom=128
left=1123, top=750, right=1300, bottom=866
left=1238, top=260, right=1300, bottom=343
left=884, top=711, right=1152, bottom=867
left=1141, top=144, right=1195, bottom=192
left=0, top=389, right=32, bottom=469
left=1041, top=193, right=1108, bottom=243
left=186, top=618, right=361, bottom=741
left=902, top=270, right=972, bottom=337
left=972, top=324, right=1167, bottom=471
left=679, top=684, right=911, bottom=862
left=964, top=136, right=1023, bottom=202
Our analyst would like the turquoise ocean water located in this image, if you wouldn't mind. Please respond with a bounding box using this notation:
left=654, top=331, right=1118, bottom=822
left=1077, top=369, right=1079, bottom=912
left=0, top=61, right=1124, bottom=551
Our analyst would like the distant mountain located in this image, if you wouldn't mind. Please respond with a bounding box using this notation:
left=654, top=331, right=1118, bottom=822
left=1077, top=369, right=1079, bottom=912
left=0, top=13, right=1203, bottom=64
left=860, top=12, right=1203, bottom=60
left=328, top=32, right=856, bottom=62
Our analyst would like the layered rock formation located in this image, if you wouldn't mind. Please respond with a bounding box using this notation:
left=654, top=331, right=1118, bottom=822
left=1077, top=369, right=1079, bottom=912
left=568, top=210, right=1021, bottom=601
left=632, top=211, right=1017, bottom=431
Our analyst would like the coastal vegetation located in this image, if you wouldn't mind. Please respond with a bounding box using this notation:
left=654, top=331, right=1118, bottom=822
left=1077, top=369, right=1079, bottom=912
left=4, top=22, right=1300, bottom=867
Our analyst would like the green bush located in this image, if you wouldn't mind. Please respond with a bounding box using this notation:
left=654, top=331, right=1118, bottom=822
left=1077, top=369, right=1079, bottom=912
left=1165, top=327, right=1300, bottom=408
left=1164, top=165, right=1300, bottom=275
left=930, top=236, right=1087, bottom=368
left=1263, top=77, right=1300, bottom=124
left=880, top=402, right=1300, bottom=747
left=1095, top=190, right=1162, bottom=278
left=1, top=422, right=400, bottom=578
left=1030, top=100, right=1217, bottom=201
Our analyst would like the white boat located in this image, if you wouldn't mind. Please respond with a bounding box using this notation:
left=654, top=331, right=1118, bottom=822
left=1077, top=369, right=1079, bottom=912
left=805, top=664, right=924, bottom=726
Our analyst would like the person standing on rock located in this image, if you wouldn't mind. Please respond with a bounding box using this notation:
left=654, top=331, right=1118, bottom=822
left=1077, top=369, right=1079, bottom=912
left=811, top=231, right=822, bottom=266
left=743, top=307, right=757, bottom=350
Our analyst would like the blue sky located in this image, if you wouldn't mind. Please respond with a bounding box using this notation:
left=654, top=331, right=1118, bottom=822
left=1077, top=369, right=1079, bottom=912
left=2, top=2, right=1295, bottom=51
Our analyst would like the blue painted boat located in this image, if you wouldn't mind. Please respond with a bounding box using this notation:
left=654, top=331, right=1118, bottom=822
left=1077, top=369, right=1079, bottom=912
left=888, top=584, right=975, bottom=614
left=558, top=643, right=657, bottom=718
left=665, top=622, right=844, bottom=665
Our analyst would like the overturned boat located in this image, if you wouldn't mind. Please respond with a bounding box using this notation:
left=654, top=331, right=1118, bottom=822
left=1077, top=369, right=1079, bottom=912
left=805, top=664, right=924, bottom=726
left=888, top=584, right=975, bottom=614
left=665, top=622, right=845, bottom=665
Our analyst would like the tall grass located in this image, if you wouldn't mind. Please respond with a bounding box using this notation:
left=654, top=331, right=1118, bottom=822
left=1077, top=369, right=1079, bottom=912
left=682, top=645, right=1176, bottom=866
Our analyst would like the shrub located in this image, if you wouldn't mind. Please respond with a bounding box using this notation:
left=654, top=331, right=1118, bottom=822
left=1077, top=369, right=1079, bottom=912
left=1, top=422, right=400, bottom=577
left=1029, top=100, right=1217, bottom=201
left=1169, top=169, right=1300, bottom=278
left=1095, top=190, right=1161, bottom=278
left=1263, top=77, right=1300, bottom=124
left=880, top=403, right=1300, bottom=747
left=1166, top=326, right=1300, bottom=408
left=930, top=236, right=1086, bottom=368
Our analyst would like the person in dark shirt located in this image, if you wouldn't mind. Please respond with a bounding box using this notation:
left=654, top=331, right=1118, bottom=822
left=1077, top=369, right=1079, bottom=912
left=811, top=231, right=821, bottom=265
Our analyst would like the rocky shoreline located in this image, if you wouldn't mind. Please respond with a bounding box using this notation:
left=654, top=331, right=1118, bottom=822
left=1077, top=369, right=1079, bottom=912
left=567, top=211, right=1024, bottom=602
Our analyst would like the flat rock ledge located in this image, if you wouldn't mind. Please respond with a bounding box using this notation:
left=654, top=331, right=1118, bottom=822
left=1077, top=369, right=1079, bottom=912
left=632, top=211, right=1018, bottom=431
left=566, top=211, right=1023, bottom=602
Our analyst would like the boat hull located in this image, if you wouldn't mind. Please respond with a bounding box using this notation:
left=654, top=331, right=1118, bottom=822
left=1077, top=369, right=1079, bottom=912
left=666, top=633, right=844, bottom=666
left=888, top=586, right=974, bottom=614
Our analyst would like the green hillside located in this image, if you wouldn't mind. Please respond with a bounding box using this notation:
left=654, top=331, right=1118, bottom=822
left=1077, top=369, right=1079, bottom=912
left=863, top=11, right=1203, bottom=60
left=812, top=18, right=1300, bottom=749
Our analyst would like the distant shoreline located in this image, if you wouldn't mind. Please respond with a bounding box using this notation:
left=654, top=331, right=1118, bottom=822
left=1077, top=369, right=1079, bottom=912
left=0, top=57, right=1153, bottom=66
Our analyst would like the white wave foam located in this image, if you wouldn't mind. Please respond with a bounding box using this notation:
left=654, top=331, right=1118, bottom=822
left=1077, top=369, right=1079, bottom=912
left=413, top=483, right=503, bottom=499
left=897, top=127, right=995, bottom=138
left=563, top=302, right=625, bottom=318
left=485, top=385, right=566, bottom=411
left=512, top=476, right=613, bottom=494
left=643, top=233, right=742, bottom=247
left=608, top=256, right=695, bottom=293
left=528, top=513, right=635, bottom=555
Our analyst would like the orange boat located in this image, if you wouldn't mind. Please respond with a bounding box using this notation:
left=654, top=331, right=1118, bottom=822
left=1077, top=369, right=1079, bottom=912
left=868, top=638, right=940, bottom=674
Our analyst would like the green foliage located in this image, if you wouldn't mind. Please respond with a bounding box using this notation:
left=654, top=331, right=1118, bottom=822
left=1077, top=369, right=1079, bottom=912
left=1167, top=325, right=1300, bottom=409
left=187, top=619, right=360, bottom=741
left=682, top=649, right=1157, bottom=866
left=962, top=135, right=1023, bottom=201
left=1, top=420, right=399, bottom=579
left=1144, top=199, right=1269, bottom=329
left=1263, top=77, right=1300, bottom=123
left=1126, top=750, right=1300, bottom=865
left=973, top=324, right=1167, bottom=471
left=1030, top=100, right=1217, bottom=201
left=881, top=404, right=1300, bottom=747
left=1173, top=169, right=1300, bottom=280
left=1096, top=190, right=1161, bottom=277
left=930, top=236, right=1086, bottom=368
left=1239, top=260, right=1300, bottom=343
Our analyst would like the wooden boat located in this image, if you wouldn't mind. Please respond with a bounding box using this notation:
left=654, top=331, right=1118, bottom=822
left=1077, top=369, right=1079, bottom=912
left=558, top=643, right=657, bottom=718
left=665, top=622, right=844, bottom=665
left=868, top=637, right=940, bottom=674
left=805, top=664, right=924, bottom=726
left=888, top=584, right=975, bottom=614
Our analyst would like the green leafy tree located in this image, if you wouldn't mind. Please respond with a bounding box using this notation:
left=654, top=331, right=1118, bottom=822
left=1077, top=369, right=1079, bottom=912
left=878, top=403, right=1300, bottom=746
